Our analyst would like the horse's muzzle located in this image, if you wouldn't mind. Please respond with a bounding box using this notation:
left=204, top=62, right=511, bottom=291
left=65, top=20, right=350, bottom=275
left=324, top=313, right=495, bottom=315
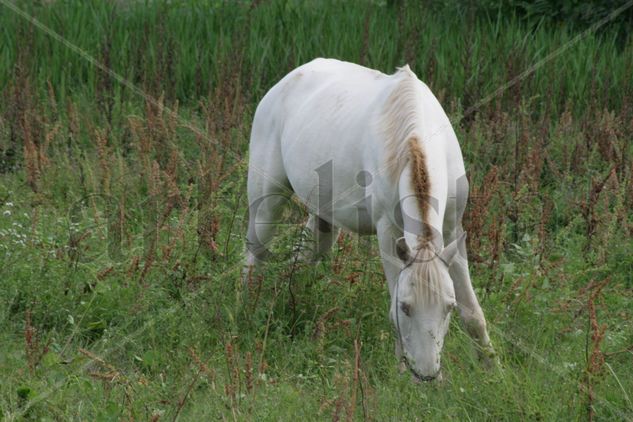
left=402, top=357, right=441, bottom=383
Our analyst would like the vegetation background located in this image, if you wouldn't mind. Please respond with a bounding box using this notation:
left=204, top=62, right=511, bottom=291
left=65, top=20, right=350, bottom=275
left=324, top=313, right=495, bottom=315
left=1, top=0, right=632, bottom=420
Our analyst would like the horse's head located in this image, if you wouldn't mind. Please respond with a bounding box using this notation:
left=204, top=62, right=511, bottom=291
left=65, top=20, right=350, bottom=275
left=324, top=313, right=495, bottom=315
left=390, top=233, right=465, bottom=381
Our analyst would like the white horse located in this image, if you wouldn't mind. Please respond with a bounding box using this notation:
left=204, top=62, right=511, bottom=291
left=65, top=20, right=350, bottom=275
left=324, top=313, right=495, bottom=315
left=244, top=58, right=495, bottom=381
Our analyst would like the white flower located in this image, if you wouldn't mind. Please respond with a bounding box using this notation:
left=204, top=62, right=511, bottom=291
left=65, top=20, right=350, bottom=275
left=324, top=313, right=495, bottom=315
left=5, top=202, right=13, bottom=207
left=3, top=210, right=10, bottom=217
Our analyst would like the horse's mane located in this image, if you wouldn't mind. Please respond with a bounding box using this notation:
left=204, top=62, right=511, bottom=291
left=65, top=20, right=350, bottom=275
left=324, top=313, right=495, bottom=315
left=410, top=248, right=446, bottom=305
left=381, top=65, right=433, bottom=248
left=381, top=65, right=420, bottom=180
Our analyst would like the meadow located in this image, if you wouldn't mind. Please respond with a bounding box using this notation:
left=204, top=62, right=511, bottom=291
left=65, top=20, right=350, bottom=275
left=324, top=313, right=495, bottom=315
left=1, top=0, right=632, bottom=420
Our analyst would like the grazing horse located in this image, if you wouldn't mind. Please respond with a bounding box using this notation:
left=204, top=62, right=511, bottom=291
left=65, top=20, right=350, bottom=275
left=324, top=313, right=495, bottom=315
left=244, top=58, right=495, bottom=381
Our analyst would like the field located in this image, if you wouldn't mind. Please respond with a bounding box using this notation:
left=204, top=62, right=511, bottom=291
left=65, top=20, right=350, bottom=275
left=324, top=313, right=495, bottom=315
left=1, top=1, right=632, bottom=420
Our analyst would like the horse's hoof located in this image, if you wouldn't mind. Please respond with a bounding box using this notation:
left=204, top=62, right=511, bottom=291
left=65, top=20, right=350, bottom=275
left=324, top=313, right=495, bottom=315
left=479, top=346, right=502, bottom=371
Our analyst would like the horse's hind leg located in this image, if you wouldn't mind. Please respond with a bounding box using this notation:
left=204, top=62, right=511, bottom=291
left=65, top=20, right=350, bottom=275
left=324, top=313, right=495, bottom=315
left=244, top=190, right=289, bottom=268
left=297, top=214, right=340, bottom=262
left=243, top=159, right=291, bottom=285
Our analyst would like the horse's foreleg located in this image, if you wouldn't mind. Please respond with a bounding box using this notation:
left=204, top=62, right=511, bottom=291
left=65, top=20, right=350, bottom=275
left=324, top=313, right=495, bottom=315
left=449, top=252, right=497, bottom=366
left=445, top=176, right=498, bottom=367
left=377, top=221, right=406, bottom=367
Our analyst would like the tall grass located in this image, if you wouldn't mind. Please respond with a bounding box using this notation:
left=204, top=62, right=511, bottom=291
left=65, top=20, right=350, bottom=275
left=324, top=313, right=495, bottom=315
left=0, top=0, right=632, bottom=420
left=1, top=1, right=631, bottom=113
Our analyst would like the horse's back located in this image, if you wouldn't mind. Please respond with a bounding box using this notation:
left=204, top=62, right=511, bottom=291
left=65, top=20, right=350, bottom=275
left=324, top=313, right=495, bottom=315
left=253, top=58, right=389, bottom=138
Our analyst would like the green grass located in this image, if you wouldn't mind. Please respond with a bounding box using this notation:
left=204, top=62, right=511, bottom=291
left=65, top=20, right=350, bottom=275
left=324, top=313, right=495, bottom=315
left=1, top=0, right=632, bottom=420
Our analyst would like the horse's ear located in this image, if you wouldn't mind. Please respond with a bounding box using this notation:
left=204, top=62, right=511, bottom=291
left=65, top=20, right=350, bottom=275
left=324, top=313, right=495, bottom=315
left=440, top=232, right=467, bottom=265
left=395, top=237, right=411, bottom=262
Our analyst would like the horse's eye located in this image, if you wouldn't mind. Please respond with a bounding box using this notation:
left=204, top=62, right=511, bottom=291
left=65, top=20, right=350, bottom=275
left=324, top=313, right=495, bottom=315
left=400, top=302, right=412, bottom=317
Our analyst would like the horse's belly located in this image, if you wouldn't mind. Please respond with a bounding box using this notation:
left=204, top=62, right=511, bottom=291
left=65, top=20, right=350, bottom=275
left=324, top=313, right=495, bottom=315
left=285, top=156, right=378, bottom=234
left=324, top=190, right=376, bottom=234
left=331, top=206, right=376, bottom=234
